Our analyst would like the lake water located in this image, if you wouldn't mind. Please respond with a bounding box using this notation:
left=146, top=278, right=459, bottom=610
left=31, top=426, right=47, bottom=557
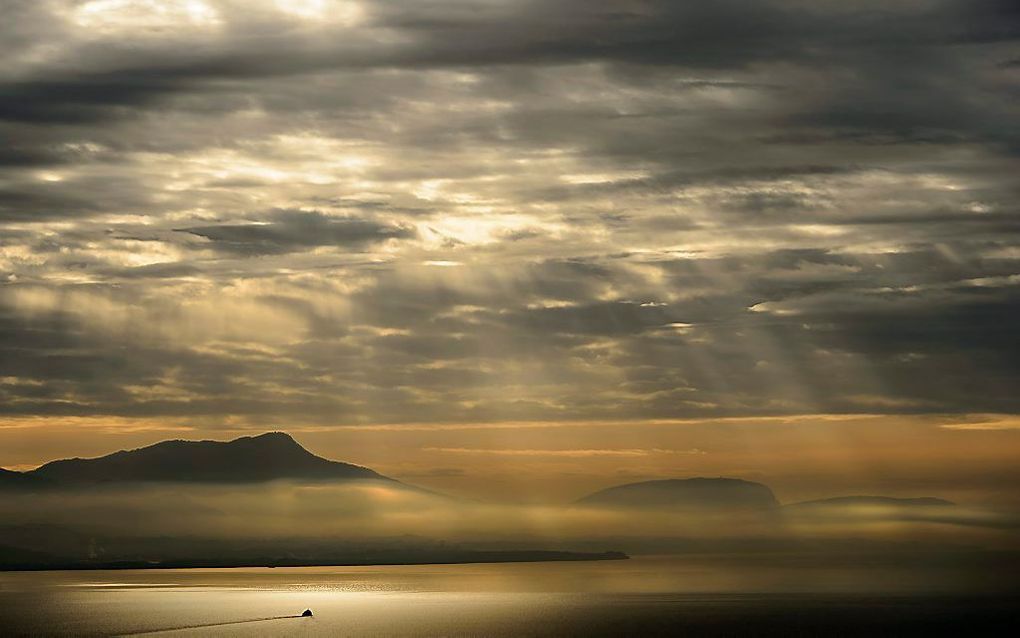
left=1, top=556, right=1017, bottom=636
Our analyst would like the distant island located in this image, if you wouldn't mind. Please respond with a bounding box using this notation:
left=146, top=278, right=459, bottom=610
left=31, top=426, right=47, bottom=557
left=1, top=432, right=392, bottom=487
left=1, top=431, right=962, bottom=572
left=0, top=433, right=632, bottom=571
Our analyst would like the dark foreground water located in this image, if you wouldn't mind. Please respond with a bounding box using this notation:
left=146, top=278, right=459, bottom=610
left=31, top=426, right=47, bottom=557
left=1, top=556, right=1017, bottom=636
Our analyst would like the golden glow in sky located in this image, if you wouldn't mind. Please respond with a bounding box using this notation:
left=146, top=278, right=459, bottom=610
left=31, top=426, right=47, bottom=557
left=0, top=0, right=1017, bottom=505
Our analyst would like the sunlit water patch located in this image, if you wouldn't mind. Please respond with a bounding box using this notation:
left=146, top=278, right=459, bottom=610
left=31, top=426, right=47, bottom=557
left=1, top=557, right=1017, bottom=636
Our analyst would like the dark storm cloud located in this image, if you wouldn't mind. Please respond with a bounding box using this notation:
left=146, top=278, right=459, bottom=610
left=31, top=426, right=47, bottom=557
left=0, top=0, right=1016, bottom=425
left=0, top=72, right=190, bottom=124
left=178, top=210, right=416, bottom=255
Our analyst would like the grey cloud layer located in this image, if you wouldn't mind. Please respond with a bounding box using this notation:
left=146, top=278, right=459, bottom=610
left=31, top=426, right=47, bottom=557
left=178, top=210, right=416, bottom=255
left=0, top=0, right=1017, bottom=425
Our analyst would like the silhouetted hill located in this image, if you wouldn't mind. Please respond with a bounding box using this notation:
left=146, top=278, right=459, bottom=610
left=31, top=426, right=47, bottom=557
left=576, top=478, right=779, bottom=510
left=25, top=432, right=392, bottom=485
left=0, top=467, right=49, bottom=490
left=787, top=496, right=955, bottom=508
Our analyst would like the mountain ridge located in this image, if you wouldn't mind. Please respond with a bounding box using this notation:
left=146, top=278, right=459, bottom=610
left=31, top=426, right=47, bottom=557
left=4, top=438, right=956, bottom=511
left=15, top=432, right=393, bottom=486
left=0, top=467, right=50, bottom=489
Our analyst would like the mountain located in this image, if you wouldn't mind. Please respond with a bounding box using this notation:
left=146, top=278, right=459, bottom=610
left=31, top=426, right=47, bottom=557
left=0, top=467, right=49, bottom=490
left=575, top=478, right=779, bottom=510
left=786, top=496, right=955, bottom=509
left=23, top=432, right=392, bottom=485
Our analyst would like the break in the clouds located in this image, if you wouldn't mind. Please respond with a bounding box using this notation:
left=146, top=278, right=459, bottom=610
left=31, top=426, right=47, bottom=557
left=0, top=0, right=1018, bottom=426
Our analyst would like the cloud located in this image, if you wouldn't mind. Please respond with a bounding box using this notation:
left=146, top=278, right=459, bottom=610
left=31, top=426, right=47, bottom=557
left=423, top=447, right=705, bottom=457
left=177, top=210, right=416, bottom=255
left=939, top=415, right=1020, bottom=431
left=0, top=0, right=1015, bottom=430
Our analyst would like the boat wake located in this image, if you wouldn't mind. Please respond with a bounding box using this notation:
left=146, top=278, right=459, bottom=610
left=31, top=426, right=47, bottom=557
left=118, top=613, right=307, bottom=635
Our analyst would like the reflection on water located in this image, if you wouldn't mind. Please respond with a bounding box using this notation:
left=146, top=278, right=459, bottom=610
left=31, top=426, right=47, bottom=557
left=0, top=556, right=1017, bottom=637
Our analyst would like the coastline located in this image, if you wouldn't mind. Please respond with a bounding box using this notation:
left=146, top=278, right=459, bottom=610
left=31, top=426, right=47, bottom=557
left=0, top=549, right=629, bottom=572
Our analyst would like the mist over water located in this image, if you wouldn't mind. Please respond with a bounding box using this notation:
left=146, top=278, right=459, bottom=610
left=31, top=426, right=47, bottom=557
left=3, top=435, right=1017, bottom=638
left=2, top=480, right=1016, bottom=549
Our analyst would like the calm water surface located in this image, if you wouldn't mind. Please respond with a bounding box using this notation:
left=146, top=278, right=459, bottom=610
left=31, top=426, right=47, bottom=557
left=1, top=556, right=1017, bottom=636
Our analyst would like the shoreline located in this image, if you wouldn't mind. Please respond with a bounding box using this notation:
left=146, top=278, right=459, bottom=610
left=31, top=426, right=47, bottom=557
left=0, top=549, right=629, bottom=572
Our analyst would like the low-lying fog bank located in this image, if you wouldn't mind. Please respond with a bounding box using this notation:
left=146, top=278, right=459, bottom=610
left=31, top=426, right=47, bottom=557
left=1, top=480, right=1017, bottom=573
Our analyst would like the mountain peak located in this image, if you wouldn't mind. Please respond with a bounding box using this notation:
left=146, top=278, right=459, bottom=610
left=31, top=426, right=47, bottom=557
left=229, top=431, right=304, bottom=450
left=247, top=431, right=298, bottom=443
left=26, top=432, right=391, bottom=485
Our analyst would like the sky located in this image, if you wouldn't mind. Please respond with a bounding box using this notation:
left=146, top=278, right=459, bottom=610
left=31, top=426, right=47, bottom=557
left=0, top=1, right=1018, bottom=502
